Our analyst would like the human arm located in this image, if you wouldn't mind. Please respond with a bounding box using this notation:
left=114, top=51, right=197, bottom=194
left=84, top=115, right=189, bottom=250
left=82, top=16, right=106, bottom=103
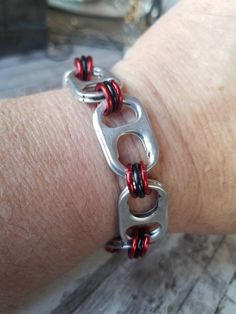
left=0, top=0, right=235, bottom=308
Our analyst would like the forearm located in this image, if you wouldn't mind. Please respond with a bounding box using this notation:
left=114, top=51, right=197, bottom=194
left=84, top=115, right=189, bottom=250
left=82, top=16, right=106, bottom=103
left=0, top=88, right=118, bottom=307
left=0, top=0, right=235, bottom=307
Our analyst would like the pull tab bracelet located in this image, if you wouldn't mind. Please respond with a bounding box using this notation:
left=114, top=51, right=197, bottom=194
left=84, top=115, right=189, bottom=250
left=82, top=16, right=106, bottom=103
left=64, top=56, right=168, bottom=259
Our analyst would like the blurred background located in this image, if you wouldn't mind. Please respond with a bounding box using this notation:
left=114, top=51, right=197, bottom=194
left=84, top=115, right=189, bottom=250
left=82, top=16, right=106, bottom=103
left=0, top=0, right=178, bottom=99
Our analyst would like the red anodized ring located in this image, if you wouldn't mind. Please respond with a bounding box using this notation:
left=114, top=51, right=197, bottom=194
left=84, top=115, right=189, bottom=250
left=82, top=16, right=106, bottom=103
left=110, top=80, right=123, bottom=112
left=74, top=57, right=83, bottom=80
left=139, top=161, right=151, bottom=195
left=125, top=163, right=137, bottom=198
left=128, top=229, right=139, bottom=259
left=140, top=229, right=151, bottom=257
left=95, top=82, right=113, bottom=115
left=86, top=56, right=93, bottom=81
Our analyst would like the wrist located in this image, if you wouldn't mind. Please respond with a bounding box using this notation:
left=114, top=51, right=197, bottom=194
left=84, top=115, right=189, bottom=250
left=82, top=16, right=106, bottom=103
left=112, top=60, right=194, bottom=233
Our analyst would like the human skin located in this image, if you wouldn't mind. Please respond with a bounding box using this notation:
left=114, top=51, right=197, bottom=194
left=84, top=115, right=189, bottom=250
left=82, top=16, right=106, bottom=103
left=0, top=0, right=236, bottom=309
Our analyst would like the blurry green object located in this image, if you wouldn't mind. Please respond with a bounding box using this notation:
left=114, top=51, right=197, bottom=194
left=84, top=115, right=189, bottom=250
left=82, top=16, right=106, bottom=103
left=48, top=0, right=161, bottom=47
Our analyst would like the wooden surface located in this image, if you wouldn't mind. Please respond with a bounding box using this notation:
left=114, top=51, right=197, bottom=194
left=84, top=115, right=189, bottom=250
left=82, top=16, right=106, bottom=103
left=1, top=24, right=236, bottom=314
left=50, top=234, right=236, bottom=314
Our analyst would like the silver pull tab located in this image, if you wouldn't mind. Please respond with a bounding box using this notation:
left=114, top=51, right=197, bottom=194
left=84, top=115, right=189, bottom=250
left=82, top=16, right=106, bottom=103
left=118, top=179, right=168, bottom=243
left=63, top=67, right=122, bottom=104
left=93, top=96, right=159, bottom=177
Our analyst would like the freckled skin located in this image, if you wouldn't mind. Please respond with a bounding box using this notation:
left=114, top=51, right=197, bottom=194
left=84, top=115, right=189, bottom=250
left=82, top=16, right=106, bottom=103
left=0, top=0, right=235, bottom=309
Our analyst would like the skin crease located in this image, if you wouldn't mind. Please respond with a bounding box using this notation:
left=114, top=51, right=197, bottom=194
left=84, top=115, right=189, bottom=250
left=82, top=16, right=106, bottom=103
left=0, top=0, right=235, bottom=310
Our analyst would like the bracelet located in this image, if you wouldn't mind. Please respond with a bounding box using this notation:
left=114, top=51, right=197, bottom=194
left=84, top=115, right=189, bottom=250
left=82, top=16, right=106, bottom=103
left=64, top=56, right=168, bottom=259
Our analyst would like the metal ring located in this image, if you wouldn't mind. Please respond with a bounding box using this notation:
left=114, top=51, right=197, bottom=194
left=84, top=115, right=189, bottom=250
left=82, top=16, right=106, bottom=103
left=63, top=67, right=122, bottom=104
left=132, top=163, right=145, bottom=198
left=118, top=179, right=168, bottom=243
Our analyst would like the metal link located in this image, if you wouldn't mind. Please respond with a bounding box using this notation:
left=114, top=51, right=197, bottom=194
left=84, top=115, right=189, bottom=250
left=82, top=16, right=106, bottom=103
left=118, top=179, right=168, bottom=244
left=64, top=56, right=168, bottom=257
left=93, top=96, right=159, bottom=177
left=63, top=67, right=122, bottom=104
left=105, top=237, right=132, bottom=251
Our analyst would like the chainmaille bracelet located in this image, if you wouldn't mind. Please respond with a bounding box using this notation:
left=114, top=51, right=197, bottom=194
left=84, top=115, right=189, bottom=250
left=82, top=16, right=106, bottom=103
left=64, top=56, right=168, bottom=259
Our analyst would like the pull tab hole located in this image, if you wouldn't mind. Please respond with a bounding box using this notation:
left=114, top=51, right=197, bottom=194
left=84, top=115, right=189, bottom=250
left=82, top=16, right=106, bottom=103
left=126, top=223, right=160, bottom=239
left=102, top=105, right=136, bottom=128
left=128, top=190, right=159, bottom=216
left=117, top=133, right=148, bottom=166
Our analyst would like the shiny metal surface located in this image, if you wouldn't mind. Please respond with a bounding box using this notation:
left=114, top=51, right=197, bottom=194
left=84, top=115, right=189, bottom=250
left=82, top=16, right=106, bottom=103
left=105, top=238, right=131, bottom=251
left=118, top=179, right=168, bottom=243
left=63, top=67, right=122, bottom=103
left=93, top=96, right=159, bottom=177
left=65, top=62, right=168, bottom=254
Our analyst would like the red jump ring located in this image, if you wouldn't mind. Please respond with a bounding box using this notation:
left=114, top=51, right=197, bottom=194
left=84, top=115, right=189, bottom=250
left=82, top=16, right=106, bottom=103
left=95, top=82, right=113, bottom=115
left=140, top=228, right=151, bottom=257
left=95, top=80, right=123, bottom=115
left=126, top=163, right=137, bottom=198
left=86, top=56, right=93, bottom=81
left=139, top=161, right=151, bottom=195
left=128, top=227, right=151, bottom=259
left=128, top=229, right=139, bottom=259
left=125, top=161, right=151, bottom=198
left=74, top=57, right=83, bottom=80
left=74, top=56, right=93, bottom=81
left=110, top=80, right=123, bottom=112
